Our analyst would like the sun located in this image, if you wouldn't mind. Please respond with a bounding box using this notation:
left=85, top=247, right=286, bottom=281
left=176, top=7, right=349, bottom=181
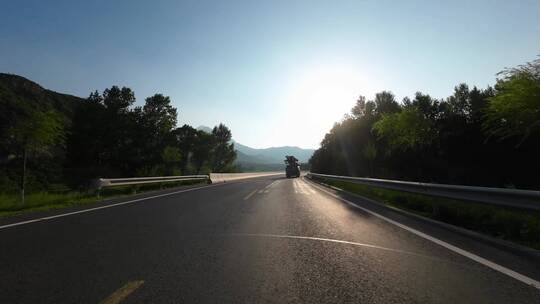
left=285, top=64, right=368, bottom=125
left=270, top=63, right=371, bottom=147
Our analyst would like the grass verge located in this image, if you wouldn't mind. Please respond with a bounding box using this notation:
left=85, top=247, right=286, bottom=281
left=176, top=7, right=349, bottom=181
left=315, top=178, right=540, bottom=250
left=0, top=179, right=206, bottom=218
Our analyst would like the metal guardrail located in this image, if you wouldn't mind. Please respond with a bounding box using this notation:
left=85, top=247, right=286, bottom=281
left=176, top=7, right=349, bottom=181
left=96, top=175, right=210, bottom=189
left=95, top=172, right=283, bottom=190
left=307, top=173, right=540, bottom=211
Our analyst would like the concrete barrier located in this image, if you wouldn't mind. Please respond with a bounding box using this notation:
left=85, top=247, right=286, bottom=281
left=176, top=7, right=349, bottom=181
left=210, top=172, right=282, bottom=183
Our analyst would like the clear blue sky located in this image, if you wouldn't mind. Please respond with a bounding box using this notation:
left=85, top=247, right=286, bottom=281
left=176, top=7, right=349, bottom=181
left=1, top=0, right=539, bottom=149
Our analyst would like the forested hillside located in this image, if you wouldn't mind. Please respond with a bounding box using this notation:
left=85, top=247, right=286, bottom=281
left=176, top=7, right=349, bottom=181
left=310, top=58, right=540, bottom=189
left=0, top=74, right=236, bottom=195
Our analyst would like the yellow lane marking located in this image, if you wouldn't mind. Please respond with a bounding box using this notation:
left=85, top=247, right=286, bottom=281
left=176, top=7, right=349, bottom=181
left=100, top=280, right=144, bottom=304
left=243, top=189, right=258, bottom=200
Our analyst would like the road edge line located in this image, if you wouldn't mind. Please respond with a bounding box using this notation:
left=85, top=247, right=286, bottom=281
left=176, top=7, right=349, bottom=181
left=0, top=184, right=218, bottom=230
left=303, top=177, right=540, bottom=290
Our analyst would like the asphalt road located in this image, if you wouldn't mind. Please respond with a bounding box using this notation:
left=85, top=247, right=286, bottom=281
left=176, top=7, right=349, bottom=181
left=1, top=175, right=539, bottom=303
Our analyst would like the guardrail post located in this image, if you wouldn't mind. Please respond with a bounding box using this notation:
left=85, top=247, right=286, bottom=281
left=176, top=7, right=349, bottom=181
left=432, top=202, right=441, bottom=218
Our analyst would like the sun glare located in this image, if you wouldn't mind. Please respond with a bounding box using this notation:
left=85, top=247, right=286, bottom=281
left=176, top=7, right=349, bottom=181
left=287, top=65, right=367, bottom=123
left=275, top=64, right=370, bottom=146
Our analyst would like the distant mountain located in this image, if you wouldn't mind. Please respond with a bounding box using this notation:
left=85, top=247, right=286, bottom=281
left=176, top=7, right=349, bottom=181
left=196, top=126, right=315, bottom=165
left=234, top=142, right=314, bottom=164
left=0, top=73, right=84, bottom=119
left=0, top=73, right=86, bottom=164
left=233, top=144, right=314, bottom=172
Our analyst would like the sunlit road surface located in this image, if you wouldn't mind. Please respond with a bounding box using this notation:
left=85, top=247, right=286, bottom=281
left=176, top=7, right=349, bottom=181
left=1, top=176, right=539, bottom=303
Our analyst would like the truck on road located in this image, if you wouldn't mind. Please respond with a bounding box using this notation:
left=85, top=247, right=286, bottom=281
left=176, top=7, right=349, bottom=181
left=285, top=155, right=300, bottom=178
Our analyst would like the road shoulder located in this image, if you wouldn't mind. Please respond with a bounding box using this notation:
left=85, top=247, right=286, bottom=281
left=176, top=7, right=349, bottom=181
left=303, top=176, right=540, bottom=284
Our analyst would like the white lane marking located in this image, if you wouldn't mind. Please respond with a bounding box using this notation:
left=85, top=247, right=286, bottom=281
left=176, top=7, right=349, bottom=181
left=303, top=178, right=540, bottom=290
left=293, top=179, right=305, bottom=194
left=300, top=180, right=317, bottom=194
left=100, top=280, right=144, bottom=304
left=0, top=184, right=219, bottom=230
left=264, top=180, right=278, bottom=189
left=259, top=181, right=279, bottom=195
left=243, top=189, right=258, bottom=200
left=269, top=180, right=281, bottom=188
left=231, top=233, right=456, bottom=262
left=298, top=179, right=315, bottom=195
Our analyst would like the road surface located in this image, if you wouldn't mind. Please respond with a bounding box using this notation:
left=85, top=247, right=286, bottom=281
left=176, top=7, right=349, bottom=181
left=1, top=175, right=539, bottom=303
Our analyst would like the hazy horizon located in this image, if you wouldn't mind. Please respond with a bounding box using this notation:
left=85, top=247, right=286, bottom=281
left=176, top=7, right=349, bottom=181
left=1, top=0, right=539, bottom=149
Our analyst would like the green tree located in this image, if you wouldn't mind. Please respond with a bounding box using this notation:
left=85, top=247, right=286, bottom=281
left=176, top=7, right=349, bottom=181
left=362, top=142, right=377, bottom=176
left=373, top=106, right=434, bottom=151
left=374, top=91, right=400, bottom=115
left=136, top=93, right=178, bottom=170
left=484, top=58, right=540, bottom=146
left=173, top=125, right=198, bottom=174
left=161, top=146, right=182, bottom=175
left=211, top=123, right=236, bottom=172
left=103, top=86, right=135, bottom=113
left=192, top=130, right=214, bottom=174
left=141, top=94, right=177, bottom=137
left=9, top=110, right=65, bottom=203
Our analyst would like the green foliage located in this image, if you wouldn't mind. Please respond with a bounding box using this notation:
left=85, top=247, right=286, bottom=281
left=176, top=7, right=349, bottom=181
left=211, top=123, right=236, bottom=172
left=319, top=178, right=540, bottom=249
left=141, top=94, right=177, bottom=136
left=161, top=146, right=181, bottom=163
left=373, top=107, right=434, bottom=151
left=484, top=58, right=540, bottom=145
left=310, top=57, right=540, bottom=189
left=0, top=179, right=207, bottom=217
left=192, top=130, right=214, bottom=174
left=373, top=91, right=400, bottom=114
left=362, top=142, right=377, bottom=161
left=9, top=110, right=65, bottom=155
left=1, top=74, right=237, bottom=198
left=102, top=86, right=135, bottom=113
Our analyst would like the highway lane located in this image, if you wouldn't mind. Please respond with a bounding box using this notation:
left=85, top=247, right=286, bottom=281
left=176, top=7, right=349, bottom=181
left=0, top=175, right=539, bottom=303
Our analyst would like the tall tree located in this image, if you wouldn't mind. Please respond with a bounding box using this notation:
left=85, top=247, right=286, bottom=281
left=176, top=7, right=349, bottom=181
left=192, top=130, right=214, bottom=174
left=374, top=91, right=400, bottom=115
left=161, top=146, right=182, bottom=175
left=135, top=93, right=178, bottom=171
left=9, top=110, right=64, bottom=203
left=211, top=123, right=236, bottom=172
left=373, top=106, right=435, bottom=151
left=141, top=94, right=177, bottom=138
left=172, top=125, right=198, bottom=174
left=484, top=58, right=540, bottom=146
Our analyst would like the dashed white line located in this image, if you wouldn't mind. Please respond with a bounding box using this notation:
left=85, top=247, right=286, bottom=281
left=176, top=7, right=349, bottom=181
left=243, top=189, right=258, bottom=200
